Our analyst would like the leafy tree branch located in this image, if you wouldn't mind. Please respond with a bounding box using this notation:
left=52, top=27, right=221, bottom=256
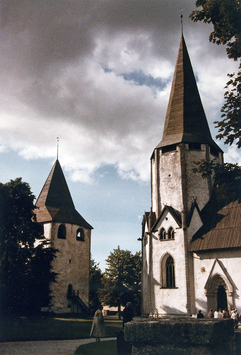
left=190, top=0, right=241, bottom=148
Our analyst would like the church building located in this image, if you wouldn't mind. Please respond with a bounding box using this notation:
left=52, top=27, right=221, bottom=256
left=35, top=159, right=93, bottom=314
left=141, top=35, right=241, bottom=317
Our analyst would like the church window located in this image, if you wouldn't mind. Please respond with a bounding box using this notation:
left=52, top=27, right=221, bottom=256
left=165, top=255, right=175, bottom=288
left=162, top=144, right=176, bottom=154
left=76, top=228, right=85, bottom=241
left=159, top=228, right=166, bottom=240
left=167, top=227, right=175, bottom=240
left=161, top=254, right=176, bottom=288
left=189, top=143, right=201, bottom=150
left=58, top=224, right=66, bottom=239
left=210, top=146, right=219, bottom=157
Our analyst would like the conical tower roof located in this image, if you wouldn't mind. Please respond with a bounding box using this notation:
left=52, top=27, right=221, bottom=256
left=35, top=159, right=93, bottom=229
left=156, top=35, right=221, bottom=151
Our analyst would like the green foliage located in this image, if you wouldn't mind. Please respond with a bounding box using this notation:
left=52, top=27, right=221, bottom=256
left=0, top=178, right=58, bottom=315
left=193, top=160, right=241, bottom=202
left=190, top=0, right=241, bottom=59
left=0, top=316, right=122, bottom=342
left=89, top=256, right=103, bottom=312
left=0, top=178, right=40, bottom=249
left=216, top=69, right=241, bottom=147
left=98, top=246, right=141, bottom=316
left=190, top=0, right=241, bottom=148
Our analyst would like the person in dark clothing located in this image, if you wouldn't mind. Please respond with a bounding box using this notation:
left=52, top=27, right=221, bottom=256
left=197, top=310, right=204, bottom=318
left=122, top=302, right=134, bottom=328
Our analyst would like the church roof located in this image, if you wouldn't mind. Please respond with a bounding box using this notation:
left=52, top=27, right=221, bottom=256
left=156, top=35, right=222, bottom=151
left=189, top=199, right=241, bottom=252
left=35, top=159, right=93, bottom=229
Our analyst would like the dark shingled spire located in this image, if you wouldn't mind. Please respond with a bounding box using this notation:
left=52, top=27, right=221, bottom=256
left=35, top=159, right=93, bottom=229
left=156, top=35, right=221, bottom=151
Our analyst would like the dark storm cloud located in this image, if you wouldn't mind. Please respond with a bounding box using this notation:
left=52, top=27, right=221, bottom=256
left=0, top=0, right=233, bottom=182
left=1, top=0, right=197, bottom=72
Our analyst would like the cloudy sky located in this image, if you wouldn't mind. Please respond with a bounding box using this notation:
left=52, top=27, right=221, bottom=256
left=1, top=0, right=239, bottom=270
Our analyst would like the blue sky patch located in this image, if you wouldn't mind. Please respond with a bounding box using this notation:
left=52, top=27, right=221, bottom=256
left=121, top=70, right=168, bottom=90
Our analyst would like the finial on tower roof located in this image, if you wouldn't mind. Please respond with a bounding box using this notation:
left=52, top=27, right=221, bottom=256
left=57, top=137, right=59, bottom=160
left=180, top=8, right=183, bottom=34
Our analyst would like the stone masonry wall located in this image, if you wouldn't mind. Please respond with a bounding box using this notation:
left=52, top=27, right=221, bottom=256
left=44, top=222, right=90, bottom=313
left=124, top=318, right=234, bottom=355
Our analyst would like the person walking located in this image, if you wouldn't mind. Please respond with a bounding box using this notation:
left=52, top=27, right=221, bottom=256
left=122, top=302, right=134, bottom=329
left=90, top=305, right=105, bottom=341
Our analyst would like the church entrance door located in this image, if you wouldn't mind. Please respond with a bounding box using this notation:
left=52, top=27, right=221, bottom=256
left=206, top=275, right=228, bottom=313
left=217, top=284, right=227, bottom=311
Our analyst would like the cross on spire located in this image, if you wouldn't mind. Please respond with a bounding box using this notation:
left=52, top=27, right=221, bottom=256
left=180, top=9, right=183, bottom=34
left=57, top=137, right=59, bottom=160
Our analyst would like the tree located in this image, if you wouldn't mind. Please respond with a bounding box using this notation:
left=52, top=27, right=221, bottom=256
left=89, top=256, right=103, bottom=313
left=190, top=0, right=241, bottom=147
left=193, top=160, right=241, bottom=202
left=98, top=246, right=141, bottom=318
left=0, top=178, right=57, bottom=315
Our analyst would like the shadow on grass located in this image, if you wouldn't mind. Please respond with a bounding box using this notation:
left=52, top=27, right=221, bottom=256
left=74, top=340, right=117, bottom=355
left=0, top=316, right=122, bottom=342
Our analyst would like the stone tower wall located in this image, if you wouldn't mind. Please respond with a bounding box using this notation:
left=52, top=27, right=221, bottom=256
left=151, top=144, right=222, bottom=217
left=43, top=222, right=90, bottom=313
left=147, top=143, right=223, bottom=316
left=183, top=144, right=222, bottom=212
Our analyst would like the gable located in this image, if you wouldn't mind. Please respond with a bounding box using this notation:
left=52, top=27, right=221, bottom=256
left=187, top=202, right=203, bottom=241
left=152, top=205, right=182, bottom=232
left=154, top=210, right=180, bottom=232
left=204, top=258, right=236, bottom=294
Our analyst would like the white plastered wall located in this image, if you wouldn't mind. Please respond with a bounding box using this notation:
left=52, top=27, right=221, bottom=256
left=193, top=250, right=241, bottom=316
left=152, top=210, right=188, bottom=315
left=142, top=220, right=151, bottom=315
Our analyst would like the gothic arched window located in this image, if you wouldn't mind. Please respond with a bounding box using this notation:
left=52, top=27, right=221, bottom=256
left=58, top=224, right=66, bottom=239
left=167, top=227, right=175, bottom=240
left=76, top=228, right=85, bottom=241
left=160, top=228, right=166, bottom=240
left=166, top=255, right=175, bottom=288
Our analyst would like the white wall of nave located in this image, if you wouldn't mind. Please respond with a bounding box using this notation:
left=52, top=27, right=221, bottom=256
left=151, top=211, right=189, bottom=314
left=193, top=250, right=241, bottom=316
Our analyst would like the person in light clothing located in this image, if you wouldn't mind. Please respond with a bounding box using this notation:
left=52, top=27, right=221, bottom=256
left=90, top=305, right=105, bottom=341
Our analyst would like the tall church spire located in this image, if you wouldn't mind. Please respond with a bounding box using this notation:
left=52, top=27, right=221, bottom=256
left=156, top=35, right=221, bottom=152
left=36, top=159, right=92, bottom=228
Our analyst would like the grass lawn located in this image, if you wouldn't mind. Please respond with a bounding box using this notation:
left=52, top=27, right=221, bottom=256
left=0, top=316, right=122, bottom=342
left=74, top=340, right=117, bottom=355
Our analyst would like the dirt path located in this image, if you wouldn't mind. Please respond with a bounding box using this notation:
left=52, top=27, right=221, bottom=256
left=0, top=337, right=115, bottom=355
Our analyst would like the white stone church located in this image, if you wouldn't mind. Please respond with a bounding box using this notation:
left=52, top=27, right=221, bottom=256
left=141, top=35, right=241, bottom=317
